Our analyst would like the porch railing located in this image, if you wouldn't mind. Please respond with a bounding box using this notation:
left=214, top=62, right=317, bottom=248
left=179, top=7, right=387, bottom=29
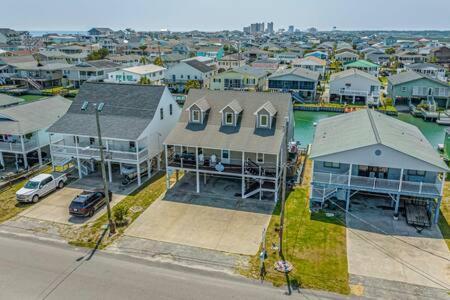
left=312, top=171, right=441, bottom=196
left=0, top=140, right=38, bottom=152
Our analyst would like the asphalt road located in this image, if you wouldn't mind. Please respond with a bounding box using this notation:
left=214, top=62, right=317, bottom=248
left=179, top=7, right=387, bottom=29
left=0, top=234, right=346, bottom=300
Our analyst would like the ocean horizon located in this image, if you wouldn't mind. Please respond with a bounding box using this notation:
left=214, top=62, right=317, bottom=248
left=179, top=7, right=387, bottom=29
left=29, top=30, right=88, bottom=37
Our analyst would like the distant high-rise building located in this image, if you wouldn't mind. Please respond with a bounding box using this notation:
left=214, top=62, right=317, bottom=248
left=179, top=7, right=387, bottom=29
left=288, top=25, right=294, bottom=33
left=249, top=22, right=265, bottom=34
left=243, top=26, right=250, bottom=34
left=267, top=22, right=274, bottom=34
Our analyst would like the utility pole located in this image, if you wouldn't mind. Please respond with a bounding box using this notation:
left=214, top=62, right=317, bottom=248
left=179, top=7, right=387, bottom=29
left=87, top=102, right=115, bottom=234
left=279, top=118, right=289, bottom=256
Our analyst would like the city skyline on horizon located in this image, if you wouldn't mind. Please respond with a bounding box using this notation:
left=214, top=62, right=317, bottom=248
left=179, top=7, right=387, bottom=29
left=2, top=0, right=450, bottom=33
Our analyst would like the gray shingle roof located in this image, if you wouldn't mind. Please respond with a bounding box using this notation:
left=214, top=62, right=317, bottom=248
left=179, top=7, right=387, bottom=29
left=47, top=83, right=166, bottom=140
left=164, top=89, right=292, bottom=155
left=388, top=70, right=448, bottom=87
left=0, top=96, right=71, bottom=135
left=330, top=68, right=379, bottom=83
left=268, top=67, right=320, bottom=81
left=0, top=94, right=24, bottom=107
left=183, top=59, right=215, bottom=73
left=231, top=65, right=268, bottom=78
left=310, top=109, right=448, bottom=172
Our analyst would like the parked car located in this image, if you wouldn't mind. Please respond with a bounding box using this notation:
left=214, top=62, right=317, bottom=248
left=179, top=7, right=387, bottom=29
left=121, top=163, right=148, bottom=185
left=69, top=190, right=111, bottom=217
left=16, top=172, right=67, bottom=203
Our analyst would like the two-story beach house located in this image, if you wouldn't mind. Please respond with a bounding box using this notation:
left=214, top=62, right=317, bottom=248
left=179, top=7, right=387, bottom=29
left=165, top=59, right=217, bottom=93
left=329, top=69, right=381, bottom=106
left=47, top=82, right=181, bottom=186
left=63, top=60, right=121, bottom=88
left=268, top=67, right=320, bottom=101
left=105, top=64, right=166, bottom=85
left=343, top=59, right=379, bottom=77
left=163, top=89, right=294, bottom=201
left=310, top=109, right=448, bottom=225
left=0, top=96, right=70, bottom=170
left=210, top=66, right=268, bottom=91
left=292, top=56, right=327, bottom=77
left=387, top=70, right=449, bottom=108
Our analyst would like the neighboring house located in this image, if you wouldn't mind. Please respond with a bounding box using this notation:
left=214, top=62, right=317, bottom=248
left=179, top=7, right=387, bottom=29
left=88, top=28, right=114, bottom=36
left=163, top=89, right=294, bottom=202
left=1, top=56, right=72, bottom=90
left=273, top=52, right=300, bottom=64
left=387, top=70, right=449, bottom=108
left=405, top=63, right=447, bottom=82
left=365, top=50, right=390, bottom=65
left=0, top=28, right=28, bottom=45
left=431, top=47, right=450, bottom=66
left=268, top=67, right=320, bottom=101
left=108, top=54, right=142, bottom=67
left=0, top=96, right=70, bottom=170
left=217, top=53, right=246, bottom=70
left=251, top=59, right=280, bottom=73
left=63, top=60, right=121, bottom=88
left=36, top=49, right=88, bottom=64
left=172, top=43, right=190, bottom=55
left=210, top=65, right=268, bottom=91
left=329, top=69, right=381, bottom=106
left=243, top=47, right=269, bottom=62
left=335, top=51, right=359, bottom=63
left=47, top=82, right=181, bottom=186
left=343, top=59, right=379, bottom=77
left=384, top=36, right=397, bottom=47
left=292, top=56, right=327, bottom=77
left=165, top=59, right=217, bottom=92
left=106, top=64, right=166, bottom=85
left=309, top=109, right=448, bottom=225
left=395, top=52, right=427, bottom=65
left=305, top=51, right=328, bottom=60
left=196, top=46, right=224, bottom=60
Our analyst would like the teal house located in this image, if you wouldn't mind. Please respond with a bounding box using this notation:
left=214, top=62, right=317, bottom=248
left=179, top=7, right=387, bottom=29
left=387, top=71, right=450, bottom=108
left=196, top=46, right=224, bottom=60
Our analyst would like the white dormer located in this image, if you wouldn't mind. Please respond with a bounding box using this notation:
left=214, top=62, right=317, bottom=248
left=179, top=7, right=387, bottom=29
left=219, top=99, right=242, bottom=127
left=185, top=97, right=210, bottom=124
left=254, top=101, right=277, bottom=129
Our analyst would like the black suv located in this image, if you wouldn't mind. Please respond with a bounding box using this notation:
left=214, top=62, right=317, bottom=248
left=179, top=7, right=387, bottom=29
left=69, top=190, right=111, bottom=217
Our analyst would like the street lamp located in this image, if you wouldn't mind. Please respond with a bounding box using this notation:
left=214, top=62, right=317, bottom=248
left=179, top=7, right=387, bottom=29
left=81, top=101, right=115, bottom=234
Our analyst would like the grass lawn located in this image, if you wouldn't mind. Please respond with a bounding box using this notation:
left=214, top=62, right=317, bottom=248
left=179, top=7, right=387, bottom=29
left=0, top=166, right=51, bottom=223
left=240, top=160, right=350, bottom=294
left=67, top=172, right=170, bottom=249
left=18, top=94, right=46, bottom=102
left=438, top=181, right=450, bottom=249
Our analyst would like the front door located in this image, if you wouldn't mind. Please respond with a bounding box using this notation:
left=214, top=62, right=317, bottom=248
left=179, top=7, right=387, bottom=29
left=221, top=149, right=230, bottom=164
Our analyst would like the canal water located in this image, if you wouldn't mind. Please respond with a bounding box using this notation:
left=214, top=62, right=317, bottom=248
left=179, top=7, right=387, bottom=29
left=294, top=111, right=447, bottom=149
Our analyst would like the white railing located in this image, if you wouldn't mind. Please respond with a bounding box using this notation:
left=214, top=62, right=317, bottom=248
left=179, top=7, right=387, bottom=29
left=0, top=140, right=38, bottom=152
left=312, top=171, right=441, bottom=196
left=329, top=88, right=368, bottom=97
left=50, top=141, right=149, bottom=163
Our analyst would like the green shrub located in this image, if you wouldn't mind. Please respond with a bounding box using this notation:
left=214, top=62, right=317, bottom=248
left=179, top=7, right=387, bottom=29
left=114, top=206, right=129, bottom=226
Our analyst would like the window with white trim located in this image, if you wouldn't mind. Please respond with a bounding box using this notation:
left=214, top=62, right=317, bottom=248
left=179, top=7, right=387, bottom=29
left=225, top=112, right=233, bottom=125
left=192, top=109, right=200, bottom=122
left=259, top=114, right=269, bottom=128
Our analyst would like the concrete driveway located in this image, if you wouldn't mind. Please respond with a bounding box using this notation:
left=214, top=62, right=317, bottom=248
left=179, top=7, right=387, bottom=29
left=19, top=186, right=125, bottom=225
left=347, top=197, right=450, bottom=290
left=125, top=175, right=274, bottom=255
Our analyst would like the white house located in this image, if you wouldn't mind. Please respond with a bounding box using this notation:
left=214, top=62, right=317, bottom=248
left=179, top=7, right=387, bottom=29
left=310, top=109, right=448, bottom=225
left=292, top=57, right=326, bottom=77
left=165, top=59, right=216, bottom=93
left=47, top=82, right=181, bottom=186
left=335, top=51, right=359, bottom=63
left=0, top=96, right=71, bottom=171
left=405, top=63, right=447, bottom=82
left=106, top=64, right=166, bottom=85
left=329, top=69, right=381, bottom=106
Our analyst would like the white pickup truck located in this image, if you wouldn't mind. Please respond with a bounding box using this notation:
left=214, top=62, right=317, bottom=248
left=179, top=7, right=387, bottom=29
left=16, top=172, right=68, bottom=203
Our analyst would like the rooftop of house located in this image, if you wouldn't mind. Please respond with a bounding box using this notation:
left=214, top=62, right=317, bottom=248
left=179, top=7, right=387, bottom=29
left=310, top=109, right=448, bottom=172
left=292, top=56, right=327, bottom=66
left=47, top=82, right=167, bottom=140
left=223, top=65, right=268, bottom=78
left=122, top=64, right=166, bottom=75
left=183, top=59, right=216, bottom=73
left=0, top=96, right=71, bottom=135
left=0, top=93, right=24, bottom=107
left=344, top=59, right=379, bottom=68
left=268, top=67, right=320, bottom=81
left=164, top=89, right=292, bottom=155
left=330, top=68, right=379, bottom=83
left=388, top=70, right=449, bottom=86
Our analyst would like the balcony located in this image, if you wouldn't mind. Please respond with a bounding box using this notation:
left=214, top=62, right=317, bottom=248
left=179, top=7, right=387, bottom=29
left=312, top=171, right=442, bottom=197
left=0, top=139, right=38, bottom=153
left=330, top=88, right=369, bottom=97
left=50, top=139, right=149, bottom=163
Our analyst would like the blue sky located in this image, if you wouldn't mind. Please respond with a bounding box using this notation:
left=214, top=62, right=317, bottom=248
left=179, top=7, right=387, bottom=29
left=3, top=0, right=449, bottom=31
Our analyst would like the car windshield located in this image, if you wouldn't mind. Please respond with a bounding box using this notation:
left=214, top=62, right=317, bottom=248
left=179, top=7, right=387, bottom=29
left=24, top=181, right=40, bottom=189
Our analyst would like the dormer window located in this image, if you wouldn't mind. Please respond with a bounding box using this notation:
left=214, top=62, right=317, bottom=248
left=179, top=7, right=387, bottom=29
left=192, top=110, right=201, bottom=122
left=225, top=112, right=234, bottom=125
left=259, top=114, right=269, bottom=128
